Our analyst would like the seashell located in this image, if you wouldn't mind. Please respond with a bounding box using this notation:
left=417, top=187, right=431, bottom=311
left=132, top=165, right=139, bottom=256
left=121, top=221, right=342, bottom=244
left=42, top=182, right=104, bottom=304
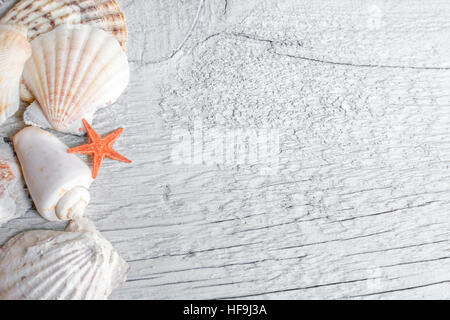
left=0, top=24, right=31, bottom=124
left=22, top=24, right=130, bottom=135
left=0, top=218, right=129, bottom=300
left=1, top=0, right=128, bottom=104
left=0, top=139, right=31, bottom=226
left=24, top=100, right=95, bottom=136
left=13, top=126, right=94, bottom=221
left=19, top=80, right=34, bottom=103
left=0, top=0, right=128, bottom=50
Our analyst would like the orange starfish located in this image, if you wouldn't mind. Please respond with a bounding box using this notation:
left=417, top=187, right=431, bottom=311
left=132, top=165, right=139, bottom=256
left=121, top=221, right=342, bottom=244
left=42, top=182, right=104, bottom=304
left=68, top=119, right=132, bottom=179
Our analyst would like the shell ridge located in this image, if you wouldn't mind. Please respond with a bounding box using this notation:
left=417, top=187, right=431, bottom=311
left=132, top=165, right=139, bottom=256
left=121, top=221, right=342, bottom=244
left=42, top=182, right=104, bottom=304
left=48, top=25, right=78, bottom=128
left=26, top=2, right=65, bottom=28
left=0, top=233, right=100, bottom=299
left=0, top=0, right=32, bottom=22
left=59, top=260, right=96, bottom=299
left=3, top=236, right=89, bottom=280
left=47, top=28, right=58, bottom=123
left=0, top=24, right=31, bottom=123
left=54, top=23, right=69, bottom=122
left=25, top=37, right=48, bottom=121
left=0, top=0, right=127, bottom=50
left=37, top=247, right=99, bottom=300
left=36, top=33, right=53, bottom=123
left=68, top=57, right=127, bottom=123
left=3, top=1, right=68, bottom=29
left=64, top=35, right=122, bottom=123
left=52, top=25, right=67, bottom=125
left=7, top=1, right=57, bottom=27
left=53, top=24, right=68, bottom=123
left=83, top=265, right=107, bottom=300
left=0, top=246, right=89, bottom=299
left=59, top=27, right=110, bottom=126
left=22, top=249, right=93, bottom=300
left=56, top=25, right=95, bottom=128
left=55, top=25, right=78, bottom=125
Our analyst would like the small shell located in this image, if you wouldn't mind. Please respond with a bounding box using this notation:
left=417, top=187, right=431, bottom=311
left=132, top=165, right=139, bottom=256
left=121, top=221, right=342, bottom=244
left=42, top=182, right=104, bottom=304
left=22, top=24, right=130, bottom=135
left=0, top=24, right=31, bottom=124
left=13, top=126, right=93, bottom=221
left=0, top=139, right=31, bottom=226
left=0, top=0, right=128, bottom=50
left=0, top=218, right=129, bottom=300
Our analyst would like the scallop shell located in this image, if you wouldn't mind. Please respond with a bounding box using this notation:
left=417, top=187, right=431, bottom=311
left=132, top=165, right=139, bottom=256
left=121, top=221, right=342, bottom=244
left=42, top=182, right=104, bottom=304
left=0, top=24, right=31, bottom=124
left=1, top=0, right=128, bottom=104
left=22, top=24, right=130, bottom=135
left=0, top=218, right=129, bottom=300
left=0, top=139, right=31, bottom=226
left=19, top=79, right=34, bottom=103
left=0, top=0, right=128, bottom=50
left=13, top=126, right=93, bottom=221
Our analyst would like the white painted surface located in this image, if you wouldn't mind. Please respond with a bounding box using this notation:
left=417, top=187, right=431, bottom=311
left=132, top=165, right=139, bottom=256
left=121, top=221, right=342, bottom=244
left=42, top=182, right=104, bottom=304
left=1, top=0, right=450, bottom=299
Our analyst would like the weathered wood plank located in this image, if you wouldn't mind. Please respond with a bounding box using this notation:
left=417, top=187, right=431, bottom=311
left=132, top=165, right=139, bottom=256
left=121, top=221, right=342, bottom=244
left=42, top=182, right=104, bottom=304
left=1, top=0, right=450, bottom=300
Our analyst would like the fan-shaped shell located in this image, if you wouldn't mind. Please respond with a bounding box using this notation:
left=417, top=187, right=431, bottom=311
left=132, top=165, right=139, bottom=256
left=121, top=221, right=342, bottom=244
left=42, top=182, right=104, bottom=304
left=0, top=219, right=129, bottom=300
left=1, top=0, right=128, bottom=104
left=0, top=24, right=31, bottom=124
left=22, top=24, right=130, bottom=134
left=0, top=0, right=127, bottom=50
left=0, top=139, right=31, bottom=226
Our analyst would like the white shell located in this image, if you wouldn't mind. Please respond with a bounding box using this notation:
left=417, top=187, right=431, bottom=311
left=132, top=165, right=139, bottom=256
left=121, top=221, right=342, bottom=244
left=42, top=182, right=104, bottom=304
left=13, top=126, right=94, bottom=221
left=0, top=0, right=128, bottom=50
left=24, top=100, right=95, bottom=136
left=22, top=24, right=129, bottom=135
left=0, top=218, right=129, bottom=300
left=0, top=139, right=31, bottom=226
left=0, top=24, right=31, bottom=124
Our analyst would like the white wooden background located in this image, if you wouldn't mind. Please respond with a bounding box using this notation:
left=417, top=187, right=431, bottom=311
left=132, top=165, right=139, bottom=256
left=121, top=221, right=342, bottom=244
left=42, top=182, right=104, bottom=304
left=1, top=0, right=450, bottom=299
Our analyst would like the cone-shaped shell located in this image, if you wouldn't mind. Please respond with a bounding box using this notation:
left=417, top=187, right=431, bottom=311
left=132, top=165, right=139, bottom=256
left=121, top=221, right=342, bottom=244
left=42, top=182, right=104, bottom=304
left=13, top=127, right=93, bottom=221
left=0, top=0, right=127, bottom=50
left=22, top=24, right=130, bottom=134
left=0, top=218, right=129, bottom=300
left=0, top=139, right=31, bottom=226
left=0, top=24, right=31, bottom=124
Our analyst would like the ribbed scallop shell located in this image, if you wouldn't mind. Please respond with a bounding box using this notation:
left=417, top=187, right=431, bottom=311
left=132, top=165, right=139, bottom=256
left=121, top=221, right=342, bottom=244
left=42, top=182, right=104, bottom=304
left=0, top=24, right=31, bottom=123
left=13, top=126, right=93, bottom=221
left=22, top=24, right=130, bottom=133
left=0, top=219, right=129, bottom=300
left=0, top=0, right=127, bottom=50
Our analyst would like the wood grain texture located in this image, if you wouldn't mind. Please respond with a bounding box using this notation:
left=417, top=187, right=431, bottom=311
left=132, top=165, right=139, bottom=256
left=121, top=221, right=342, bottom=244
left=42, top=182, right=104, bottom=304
left=1, top=0, right=450, bottom=299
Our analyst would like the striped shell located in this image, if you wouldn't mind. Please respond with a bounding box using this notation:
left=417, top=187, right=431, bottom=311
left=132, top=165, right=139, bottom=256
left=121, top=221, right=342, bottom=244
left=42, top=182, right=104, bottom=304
left=0, top=24, right=31, bottom=123
left=0, top=219, right=129, bottom=300
left=0, top=0, right=127, bottom=50
left=22, top=24, right=129, bottom=134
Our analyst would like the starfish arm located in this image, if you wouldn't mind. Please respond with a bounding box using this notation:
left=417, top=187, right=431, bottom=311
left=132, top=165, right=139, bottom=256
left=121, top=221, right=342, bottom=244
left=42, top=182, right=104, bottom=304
left=106, top=149, right=132, bottom=163
left=83, top=119, right=101, bottom=141
left=104, top=128, right=124, bottom=145
left=73, top=119, right=132, bottom=178
left=91, top=152, right=106, bottom=179
left=67, top=144, right=95, bottom=155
